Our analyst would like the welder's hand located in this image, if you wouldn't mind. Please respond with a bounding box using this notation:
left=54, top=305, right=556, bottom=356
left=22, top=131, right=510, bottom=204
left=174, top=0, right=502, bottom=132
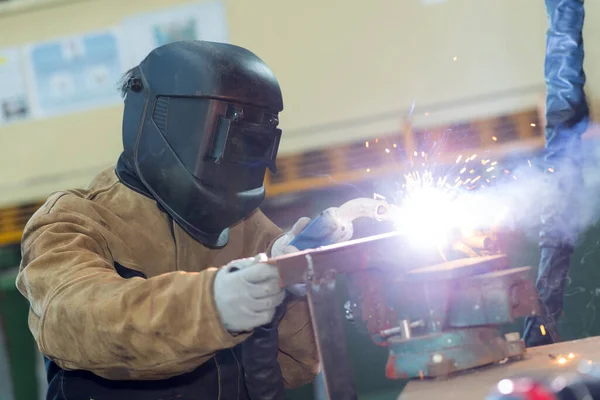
left=213, top=254, right=285, bottom=333
left=270, top=217, right=312, bottom=257
left=271, top=217, right=311, bottom=297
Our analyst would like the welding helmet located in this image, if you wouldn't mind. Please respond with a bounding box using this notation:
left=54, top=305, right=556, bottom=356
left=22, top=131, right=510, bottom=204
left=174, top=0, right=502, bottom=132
left=119, top=41, right=283, bottom=247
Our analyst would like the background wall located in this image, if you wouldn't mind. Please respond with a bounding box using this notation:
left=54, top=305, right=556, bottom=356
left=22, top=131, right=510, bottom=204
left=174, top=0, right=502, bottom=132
left=2, top=1, right=600, bottom=399
left=3, top=0, right=595, bottom=206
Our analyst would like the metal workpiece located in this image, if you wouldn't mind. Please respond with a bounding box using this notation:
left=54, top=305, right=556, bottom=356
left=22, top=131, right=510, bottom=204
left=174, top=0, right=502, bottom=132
left=386, top=328, right=526, bottom=380
left=447, top=267, right=540, bottom=328
left=379, top=320, right=425, bottom=340
left=307, top=272, right=358, bottom=400
left=272, top=230, right=438, bottom=286
left=460, top=235, right=496, bottom=253
left=403, top=254, right=509, bottom=280
left=392, top=265, right=538, bottom=330
left=380, top=262, right=536, bottom=379
left=269, top=231, right=539, bottom=399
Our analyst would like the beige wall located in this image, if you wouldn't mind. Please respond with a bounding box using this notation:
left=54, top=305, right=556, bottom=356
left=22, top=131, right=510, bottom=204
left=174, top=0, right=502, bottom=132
left=0, top=0, right=598, bottom=206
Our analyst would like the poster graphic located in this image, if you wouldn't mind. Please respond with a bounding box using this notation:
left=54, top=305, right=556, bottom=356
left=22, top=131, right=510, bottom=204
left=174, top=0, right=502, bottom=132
left=121, top=1, right=229, bottom=69
left=0, top=47, right=31, bottom=125
left=25, top=30, right=123, bottom=118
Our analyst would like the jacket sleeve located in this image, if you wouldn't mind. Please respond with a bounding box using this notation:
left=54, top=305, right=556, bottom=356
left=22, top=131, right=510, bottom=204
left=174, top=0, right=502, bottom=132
left=277, top=297, right=319, bottom=388
left=16, top=207, right=250, bottom=381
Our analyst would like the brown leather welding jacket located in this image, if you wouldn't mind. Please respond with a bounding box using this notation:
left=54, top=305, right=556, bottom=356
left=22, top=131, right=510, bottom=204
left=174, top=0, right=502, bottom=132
left=16, top=167, right=318, bottom=397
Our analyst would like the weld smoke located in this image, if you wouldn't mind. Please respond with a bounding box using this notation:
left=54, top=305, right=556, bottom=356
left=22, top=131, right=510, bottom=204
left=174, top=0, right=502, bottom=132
left=471, top=143, right=600, bottom=244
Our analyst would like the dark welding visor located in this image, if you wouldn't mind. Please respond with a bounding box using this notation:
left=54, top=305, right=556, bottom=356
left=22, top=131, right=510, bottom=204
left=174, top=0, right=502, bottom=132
left=210, top=104, right=281, bottom=172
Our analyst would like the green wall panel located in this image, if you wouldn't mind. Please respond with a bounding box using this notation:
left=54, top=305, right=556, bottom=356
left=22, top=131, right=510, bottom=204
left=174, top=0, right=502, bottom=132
left=0, top=268, right=39, bottom=400
left=0, top=246, right=20, bottom=272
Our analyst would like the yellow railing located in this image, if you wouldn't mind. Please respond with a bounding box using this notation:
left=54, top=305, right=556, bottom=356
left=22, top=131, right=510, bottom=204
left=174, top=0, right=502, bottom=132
left=0, top=108, right=546, bottom=247
left=265, top=109, right=544, bottom=196
left=0, top=202, right=44, bottom=247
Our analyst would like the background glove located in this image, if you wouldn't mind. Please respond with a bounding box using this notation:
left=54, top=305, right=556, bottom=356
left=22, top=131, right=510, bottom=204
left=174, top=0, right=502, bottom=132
left=213, top=254, right=285, bottom=333
left=271, top=217, right=311, bottom=297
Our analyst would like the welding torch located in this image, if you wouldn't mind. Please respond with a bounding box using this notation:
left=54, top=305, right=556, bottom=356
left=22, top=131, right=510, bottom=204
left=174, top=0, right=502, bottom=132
left=289, top=197, right=400, bottom=251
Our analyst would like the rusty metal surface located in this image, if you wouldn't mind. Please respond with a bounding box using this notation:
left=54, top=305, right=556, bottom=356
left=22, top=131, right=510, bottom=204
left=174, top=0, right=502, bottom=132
left=446, top=266, right=539, bottom=328
left=404, top=254, right=508, bottom=280
left=386, top=328, right=526, bottom=380
left=270, top=232, right=512, bottom=287
left=270, top=232, right=540, bottom=395
left=306, top=272, right=358, bottom=400
left=383, top=265, right=538, bottom=379
left=271, top=230, right=442, bottom=286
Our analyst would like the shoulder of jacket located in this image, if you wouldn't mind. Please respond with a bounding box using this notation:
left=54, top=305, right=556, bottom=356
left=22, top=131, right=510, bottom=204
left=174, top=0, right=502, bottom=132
left=29, top=168, right=144, bottom=227
left=30, top=168, right=162, bottom=236
left=32, top=168, right=118, bottom=215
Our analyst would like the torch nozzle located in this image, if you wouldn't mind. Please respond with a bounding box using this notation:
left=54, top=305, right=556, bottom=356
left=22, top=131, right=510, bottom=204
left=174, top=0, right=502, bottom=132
left=337, top=198, right=401, bottom=223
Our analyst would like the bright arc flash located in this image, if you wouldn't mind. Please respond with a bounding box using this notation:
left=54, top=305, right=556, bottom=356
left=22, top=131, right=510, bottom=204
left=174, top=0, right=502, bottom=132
left=392, top=170, right=471, bottom=248
left=390, top=157, right=507, bottom=250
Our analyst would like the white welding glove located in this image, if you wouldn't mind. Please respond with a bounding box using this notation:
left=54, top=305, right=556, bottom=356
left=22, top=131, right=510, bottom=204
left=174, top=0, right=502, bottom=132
left=213, top=254, right=286, bottom=333
left=271, top=217, right=312, bottom=297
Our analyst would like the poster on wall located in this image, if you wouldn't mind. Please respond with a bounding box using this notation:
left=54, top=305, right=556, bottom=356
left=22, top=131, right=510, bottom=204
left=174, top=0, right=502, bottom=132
left=0, top=47, right=31, bottom=126
left=25, top=30, right=124, bottom=118
left=120, top=1, right=229, bottom=69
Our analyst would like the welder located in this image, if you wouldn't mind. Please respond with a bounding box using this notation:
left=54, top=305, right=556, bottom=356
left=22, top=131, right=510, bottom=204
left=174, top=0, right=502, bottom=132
left=15, top=41, right=324, bottom=400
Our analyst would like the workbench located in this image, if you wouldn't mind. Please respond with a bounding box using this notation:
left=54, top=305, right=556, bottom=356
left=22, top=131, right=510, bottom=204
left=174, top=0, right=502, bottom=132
left=398, top=336, right=600, bottom=399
